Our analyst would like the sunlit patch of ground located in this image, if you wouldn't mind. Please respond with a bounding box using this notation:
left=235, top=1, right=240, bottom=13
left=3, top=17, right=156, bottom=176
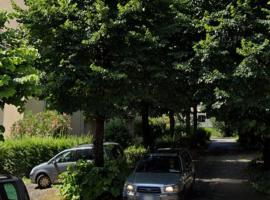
left=26, top=184, right=63, bottom=200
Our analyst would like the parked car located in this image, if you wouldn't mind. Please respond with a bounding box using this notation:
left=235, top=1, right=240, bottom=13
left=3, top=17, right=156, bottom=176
left=123, top=148, right=195, bottom=200
left=30, top=142, right=123, bottom=189
left=0, top=174, right=30, bottom=200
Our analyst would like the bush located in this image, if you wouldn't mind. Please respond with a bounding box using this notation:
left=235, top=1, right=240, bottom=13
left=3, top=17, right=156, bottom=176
left=0, top=125, right=4, bottom=142
left=60, top=160, right=128, bottom=200
left=134, top=116, right=169, bottom=140
left=105, top=118, right=131, bottom=148
left=124, top=145, right=147, bottom=169
left=202, top=127, right=223, bottom=138
left=10, top=111, right=71, bottom=138
left=0, top=136, right=91, bottom=177
left=248, top=159, right=270, bottom=195
left=193, top=128, right=211, bottom=147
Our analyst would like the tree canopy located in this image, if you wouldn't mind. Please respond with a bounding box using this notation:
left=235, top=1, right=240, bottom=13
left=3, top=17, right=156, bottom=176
left=0, top=10, right=39, bottom=114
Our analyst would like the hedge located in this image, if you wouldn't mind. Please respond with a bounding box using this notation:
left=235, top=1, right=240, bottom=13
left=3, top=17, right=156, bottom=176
left=0, top=136, right=92, bottom=177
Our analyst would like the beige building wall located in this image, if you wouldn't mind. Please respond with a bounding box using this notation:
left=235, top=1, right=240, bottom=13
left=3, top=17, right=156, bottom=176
left=3, top=104, right=23, bottom=134
left=0, top=109, right=3, bottom=125
left=0, top=0, right=93, bottom=136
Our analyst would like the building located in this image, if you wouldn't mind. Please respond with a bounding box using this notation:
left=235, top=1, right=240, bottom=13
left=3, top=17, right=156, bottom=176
left=0, top=0, right=94, bottom=136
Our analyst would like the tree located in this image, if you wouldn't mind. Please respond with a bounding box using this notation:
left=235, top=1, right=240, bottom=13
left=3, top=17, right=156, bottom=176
left=15, top=0, right=128, bottom=167
left=195, top=0, right=270, bottom=169
left=0, top=10, right=39, bottom=134
left=118, top=0, right=200, bottom=146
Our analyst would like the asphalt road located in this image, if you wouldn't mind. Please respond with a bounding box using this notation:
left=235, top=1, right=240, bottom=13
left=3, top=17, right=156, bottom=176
left=192, top=138, right=270, bottom=200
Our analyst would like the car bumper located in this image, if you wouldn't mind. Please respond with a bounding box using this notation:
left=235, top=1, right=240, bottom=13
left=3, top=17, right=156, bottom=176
left=29, top=174, right=36, bottom=184
left=125, top=193, right=179, bottom=200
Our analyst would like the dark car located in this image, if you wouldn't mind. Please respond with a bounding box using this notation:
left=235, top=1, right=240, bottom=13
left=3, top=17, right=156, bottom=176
left=0, top=174, right=30, bottom=200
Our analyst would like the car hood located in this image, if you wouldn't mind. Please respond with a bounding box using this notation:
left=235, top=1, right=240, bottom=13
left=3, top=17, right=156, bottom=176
left=33, top=162, right=48, bottom=170
left=132, top=172, right=180, bottom=185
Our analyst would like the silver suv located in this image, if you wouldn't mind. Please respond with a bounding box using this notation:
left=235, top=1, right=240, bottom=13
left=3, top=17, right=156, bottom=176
left=30, top=142, right=123, bottom=189
left=123, top=148, right=195, bottom=200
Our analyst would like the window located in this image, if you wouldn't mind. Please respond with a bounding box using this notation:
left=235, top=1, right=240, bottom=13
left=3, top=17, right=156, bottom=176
left=105, top=145, right=123, bottom=159
left=136, top=156, right=181, bottom=173
left=56, top=151, right=76, bottom=163
left=198, top=114, right=206, bottom=122
left=76, top=149, right=93, bottom=160
left=3, top=183, right=18, bottom=200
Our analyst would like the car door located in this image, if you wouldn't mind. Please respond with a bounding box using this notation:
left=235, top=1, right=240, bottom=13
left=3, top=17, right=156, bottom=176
left=54, top=150, right=77, bottom=175
left=0, top=182, right=21, bottom=200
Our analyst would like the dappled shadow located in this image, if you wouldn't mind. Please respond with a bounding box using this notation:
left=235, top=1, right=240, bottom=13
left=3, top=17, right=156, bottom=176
left=190, top=138, right=269, bottom=200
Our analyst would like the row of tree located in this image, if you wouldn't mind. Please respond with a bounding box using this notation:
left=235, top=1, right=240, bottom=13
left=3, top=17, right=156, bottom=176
left=1, top=0, right=270, bottom=168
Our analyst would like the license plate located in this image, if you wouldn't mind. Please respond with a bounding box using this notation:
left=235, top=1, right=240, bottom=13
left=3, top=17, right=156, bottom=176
left=142, top=194, right=154, bottom=200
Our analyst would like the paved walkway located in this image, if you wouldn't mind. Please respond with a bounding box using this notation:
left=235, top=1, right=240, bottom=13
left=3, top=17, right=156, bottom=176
left=192, top=138, right=269, bottom=200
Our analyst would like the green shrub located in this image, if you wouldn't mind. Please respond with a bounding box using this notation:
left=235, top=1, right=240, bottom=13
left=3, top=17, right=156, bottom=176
left=10, top=111, right=71, bottom=138
left=202, top=127, right=223, bottom=138
left=60, top=160, right=128, bottom=200
left=0, top=125, right=4, bottom=142
left=124, top=145, right=147, bottom=169
left=248, top=159, right=270, bottom=195
left=193, top=128, right=211, bottom=146
left=0, top=136, right=91, bottom=177
left=134, top=116, right=168, bottom=140
left=154, top=134, right=193, bottom=149
left=105, top=118, right=131, bottom=148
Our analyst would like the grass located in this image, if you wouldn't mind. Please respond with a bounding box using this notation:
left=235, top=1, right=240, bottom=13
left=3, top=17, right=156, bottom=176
left=22, top=177, right=31, bottom=185
left=201, top=127, right=223, bottom=138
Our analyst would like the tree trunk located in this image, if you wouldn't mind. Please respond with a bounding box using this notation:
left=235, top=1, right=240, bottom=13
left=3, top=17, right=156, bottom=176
left=263, top=137, right=270, bottom=170
left=185, top=109, right=191, bottom=136
left=93, top=114, right=105, bottom=167
left=224, top=122, right=233, bottom=137
left=169, top=110, right=175, bottom=137
left=141, top=103, right=151, bottom=149
left=193, top=104, right=198, bottom=135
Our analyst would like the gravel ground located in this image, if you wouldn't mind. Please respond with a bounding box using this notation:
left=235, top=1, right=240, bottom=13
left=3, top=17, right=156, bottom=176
left=26, top=184, right=62, bottom=200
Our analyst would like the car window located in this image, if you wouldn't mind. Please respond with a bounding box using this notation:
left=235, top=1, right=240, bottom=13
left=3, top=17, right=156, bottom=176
left=105, top=145, right=123, bottom=159
left=3, top=183, right=18, bottom=200
left=56, top=151, right=76, bottom=163
left=136, top=156, right=181, bottom=173
left=76, top=149, right=93, bottom=160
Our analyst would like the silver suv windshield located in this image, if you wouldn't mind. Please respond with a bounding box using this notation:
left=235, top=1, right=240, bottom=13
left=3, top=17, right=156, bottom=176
left=136, top=156, right=182, bottom=173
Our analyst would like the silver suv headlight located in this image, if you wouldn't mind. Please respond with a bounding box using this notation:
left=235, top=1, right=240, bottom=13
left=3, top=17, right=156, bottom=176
left=164, top=185, right=179, bottom=193
left=125, top=183, right=135, bottom=196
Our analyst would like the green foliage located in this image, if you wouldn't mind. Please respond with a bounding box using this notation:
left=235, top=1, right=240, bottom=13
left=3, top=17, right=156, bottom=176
left=10, top=111, right=71, bottom=138
left=124, top=145, right=147, bottom=169
left=105, top=118, right=131, bottom=148
left=0, top=125, right=4, bottom=142
left=248, top=159, right=270, bottom=195
left=149, top=116, right=169, bottom=137
left=203, top=127, right=223, bottom=138
left=0, top=136, right=91, bottom=177
left=193, top=128, right=211, bottom=146
left=134, top=116, right=169, bottom=139
left=60, top=160, right=128, bottom=200
left=0, top=10, right=39, bottom=111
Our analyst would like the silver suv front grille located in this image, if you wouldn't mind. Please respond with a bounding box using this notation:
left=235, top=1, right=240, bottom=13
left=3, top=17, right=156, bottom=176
left=137, top=186, right=161, bottom=194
